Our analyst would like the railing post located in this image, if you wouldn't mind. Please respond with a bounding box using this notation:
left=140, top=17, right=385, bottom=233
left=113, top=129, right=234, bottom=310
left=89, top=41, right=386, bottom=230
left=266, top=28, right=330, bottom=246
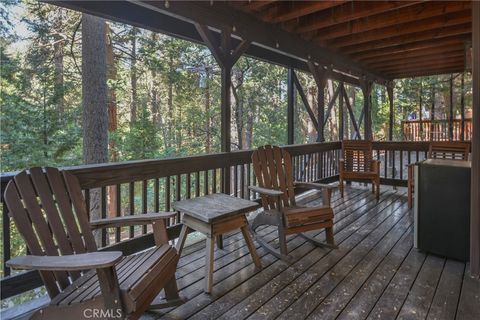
left=460, top=72, right=465, bottom=141
left=338, top=82, right=344, bottom=140
left=387, top=83, right=394, bottom=141
left=360, top=79, right=374, bottom=140
left=470, top=0, right=480, bottom=277
left=449, top=74, right=454, bottom=141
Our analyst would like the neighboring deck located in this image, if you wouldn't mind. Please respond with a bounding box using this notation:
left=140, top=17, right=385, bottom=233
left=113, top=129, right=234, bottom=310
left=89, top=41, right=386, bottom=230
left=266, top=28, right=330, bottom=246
left=145, top=185, right=480, bottom=320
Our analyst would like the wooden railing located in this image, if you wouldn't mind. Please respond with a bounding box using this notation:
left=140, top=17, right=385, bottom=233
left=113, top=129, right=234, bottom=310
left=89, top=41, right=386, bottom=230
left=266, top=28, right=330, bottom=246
left=0, top=142, right=341, bottom=299
left=402, top=119, right=472, bottom=141
left=2, top=140, right=469, bottom=300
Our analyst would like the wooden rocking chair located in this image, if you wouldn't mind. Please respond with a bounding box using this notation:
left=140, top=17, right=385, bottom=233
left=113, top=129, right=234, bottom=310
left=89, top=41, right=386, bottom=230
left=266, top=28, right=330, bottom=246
left=249, top=145, right=337, bottom=261
left=407, top=141, right=470, bottom=208
left=4, top=167, right=183, bottom=320
left=339, top=140, right=380, bottom=201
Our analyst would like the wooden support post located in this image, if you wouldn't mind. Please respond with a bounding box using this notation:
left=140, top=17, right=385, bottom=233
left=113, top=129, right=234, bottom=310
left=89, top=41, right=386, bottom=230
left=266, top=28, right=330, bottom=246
left=194, top=24, right=251, bottom=194
left=460, top=72, right=465, bottom=141
left=343, top=86, right=362, bottom=139
left=360, top=79, right=374, bottom=140
left=307, top=62, right=328, bottom=142
left=287, top=68, right=295, bottom=145
left=419, top=82, right=423, bottom=140
left=339, top=82, right=344, bottom=140
left=387, top=83, right=394, bottom=141
left=449, top=74, right=454, bottom=141
left=470, top=0, right=480, bottom=277
left=430, top=84, right=435, bottom=141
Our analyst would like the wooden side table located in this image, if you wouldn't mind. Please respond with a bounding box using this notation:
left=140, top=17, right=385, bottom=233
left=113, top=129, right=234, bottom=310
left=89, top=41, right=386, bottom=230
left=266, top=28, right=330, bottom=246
left=173, top=193, right=262, bottom=293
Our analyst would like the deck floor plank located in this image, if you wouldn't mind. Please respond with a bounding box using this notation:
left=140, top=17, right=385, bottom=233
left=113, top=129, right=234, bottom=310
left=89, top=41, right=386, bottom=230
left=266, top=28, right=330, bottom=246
left=135, top=186, right=480, bottom=320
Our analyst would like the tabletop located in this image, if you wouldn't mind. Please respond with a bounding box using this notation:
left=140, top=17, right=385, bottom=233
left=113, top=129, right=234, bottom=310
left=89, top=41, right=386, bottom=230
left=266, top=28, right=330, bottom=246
left=172, top=193, right=260, bottom=223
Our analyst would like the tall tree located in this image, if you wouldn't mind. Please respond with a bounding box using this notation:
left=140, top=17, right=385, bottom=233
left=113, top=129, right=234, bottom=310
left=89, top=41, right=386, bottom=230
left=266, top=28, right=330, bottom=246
left=82, top=13, right=108, bottom=242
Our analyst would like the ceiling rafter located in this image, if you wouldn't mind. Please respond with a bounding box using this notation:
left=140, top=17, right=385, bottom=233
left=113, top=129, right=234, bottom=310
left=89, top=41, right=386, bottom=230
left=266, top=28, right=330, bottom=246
left=311, top=1, right=471, bottom=41
left=261, top=1, right=347, bottom=24
left=343, top=23, right=471, bottom=55
left=295, top=1, right=419, bottom=34
left=327, top=10, right=471, bottom=49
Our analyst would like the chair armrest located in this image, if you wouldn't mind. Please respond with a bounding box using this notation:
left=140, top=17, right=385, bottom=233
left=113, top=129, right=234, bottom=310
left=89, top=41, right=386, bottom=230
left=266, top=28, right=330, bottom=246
left=294, top=181, right=337, bottom=190
left=6, top=252, right=123, bottom=271
left=90, top=212, right=176, bottom=229
left=248, top=186, right=283, bottom=197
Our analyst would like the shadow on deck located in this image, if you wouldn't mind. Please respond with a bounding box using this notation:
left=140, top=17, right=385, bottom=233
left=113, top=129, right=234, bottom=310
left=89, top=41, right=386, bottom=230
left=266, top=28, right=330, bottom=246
left=145, top=185, right=480, bottom=320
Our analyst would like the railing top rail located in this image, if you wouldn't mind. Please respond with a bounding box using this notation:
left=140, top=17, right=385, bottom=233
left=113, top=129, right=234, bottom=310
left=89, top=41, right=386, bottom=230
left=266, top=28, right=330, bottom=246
left=401, top=118, right=472, bottom=123
left=1, top=142, right=342, bottom=189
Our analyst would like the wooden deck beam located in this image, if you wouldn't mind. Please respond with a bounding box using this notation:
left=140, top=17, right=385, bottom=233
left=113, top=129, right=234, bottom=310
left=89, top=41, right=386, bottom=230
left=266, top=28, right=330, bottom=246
left=313, top=1, right=471, bottom=41
left=343, top=23, right=471, bottom=55
left=328, top=9, right=471, bottom=48
left=296, top=1, right=419, bottom=34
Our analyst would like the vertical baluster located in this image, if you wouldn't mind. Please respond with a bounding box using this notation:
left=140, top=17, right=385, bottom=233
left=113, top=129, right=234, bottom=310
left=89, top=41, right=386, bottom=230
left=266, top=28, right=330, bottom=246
left=384, top=150, right=388, bottom=178
left=246, top=164, right=251, bottom=199
left=233, top=165, right=238, bottom=197
left=129, top=182, right=135, bottom=238
left=115, top=184, right=121, bottom=242
left=240, top=164, right=245, bottom=198
left=101, top=187, right=107, bottom=247
left=186, top=173, right=191, bottom=199
left=3, top=203, right=11, bottom=276
left=392, top=150, right=396, bottom=180
left=142, top=180, right=147, bottom=234
left=212, top=169, right=217, bottom=194
left=154, top=179, right=159, bottom=211
left=85, top=189, right=91, bottom=221
left=400, top=150, right=404, bottom=180
left=204, top=171, right=209, bottom=195
left=195, top=172, right=200, bottom=197
left=175, top=174, right=181, bottom=223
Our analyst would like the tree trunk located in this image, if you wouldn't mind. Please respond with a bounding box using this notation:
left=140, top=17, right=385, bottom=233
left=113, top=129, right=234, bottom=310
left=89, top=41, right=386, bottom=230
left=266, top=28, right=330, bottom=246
left=106, top=22, right=118, bottom=219
left=130, top=27, right=138, bottom=125
left=53, top=8, right=64, bottom=117
left=82, top=14, right=108, bottom=244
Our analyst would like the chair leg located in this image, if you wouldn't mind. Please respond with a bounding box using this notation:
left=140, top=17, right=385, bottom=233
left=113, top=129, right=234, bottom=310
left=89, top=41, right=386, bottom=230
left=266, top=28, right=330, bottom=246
left=326, top=226, right=335, bottom=246
left=278, top=227, right=288, bottom=256
left=339, top=178, right=344, bottom=198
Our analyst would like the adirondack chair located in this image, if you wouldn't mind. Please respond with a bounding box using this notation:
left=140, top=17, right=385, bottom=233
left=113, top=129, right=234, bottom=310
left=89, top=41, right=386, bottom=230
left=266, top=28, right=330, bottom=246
left=250, top=145, right=336, bottom=261
left=4, top=167, right=183, bottom=320
left=407, top=141, right=470, bottom=208
left=339, top=140, right=380, bottom=201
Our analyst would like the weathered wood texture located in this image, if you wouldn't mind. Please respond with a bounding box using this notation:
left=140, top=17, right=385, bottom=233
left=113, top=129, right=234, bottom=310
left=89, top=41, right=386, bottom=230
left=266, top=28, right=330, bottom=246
left=140, top=185, right=480, bottom=320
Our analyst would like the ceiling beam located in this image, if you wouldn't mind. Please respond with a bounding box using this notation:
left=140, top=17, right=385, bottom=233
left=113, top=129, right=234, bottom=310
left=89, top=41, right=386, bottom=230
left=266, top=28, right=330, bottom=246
left=312, top=1, right=471, bottom=41
left=327, top=10, right=471, bottom=49
left=366, top=51, right=466, bottom=69
left=342, top=23, right=471, bottom=55
left=360, top=46, right=464, bottom=65
left=389, top=67, right=464, bottom=79
left=242, top=1, right=276, bottom=11
left=354, top=36, right=468, bottom=61
left=135, top=0, right=387, bottom=82
left=378, top=58, right=465, bottom=74
left=295, top=1, right=419, bottom=34
left=261, top=1, right=347, bottom=23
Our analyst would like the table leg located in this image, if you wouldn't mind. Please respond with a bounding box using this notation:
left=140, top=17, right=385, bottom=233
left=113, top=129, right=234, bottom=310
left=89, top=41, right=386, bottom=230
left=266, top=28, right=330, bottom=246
left=241, top=225, right=262, bottom=269
left=205, top=236, right=215, bottom=293
left=216, top=234, right=224, bottom=250
left=175, top=225, right=189, bottom=256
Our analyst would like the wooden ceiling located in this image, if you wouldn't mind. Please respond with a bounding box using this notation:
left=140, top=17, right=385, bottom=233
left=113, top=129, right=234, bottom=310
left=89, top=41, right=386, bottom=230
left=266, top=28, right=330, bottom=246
left=231, top=1, right=472, bottom=79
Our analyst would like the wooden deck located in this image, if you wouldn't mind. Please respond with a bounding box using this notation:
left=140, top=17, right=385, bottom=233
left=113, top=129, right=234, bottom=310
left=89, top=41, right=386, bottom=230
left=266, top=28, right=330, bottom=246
left=143, top=185, right=480, bottom=320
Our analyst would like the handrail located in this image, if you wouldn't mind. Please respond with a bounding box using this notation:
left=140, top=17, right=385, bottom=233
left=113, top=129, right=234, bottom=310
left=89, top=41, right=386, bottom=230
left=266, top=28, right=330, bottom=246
left=1, top=141, right=341, bottom=300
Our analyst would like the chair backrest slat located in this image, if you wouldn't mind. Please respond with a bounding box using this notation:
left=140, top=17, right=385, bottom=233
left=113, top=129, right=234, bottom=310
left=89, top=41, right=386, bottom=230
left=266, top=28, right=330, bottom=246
left=4, top=167, right=98, bottom=298
left=428, top=142, right=470, bottom=161
left=252, top=146, right=295, bottom=210
left=4, top=182, right=60, bottom=297
left=341, top=140, right=374, bottom=173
